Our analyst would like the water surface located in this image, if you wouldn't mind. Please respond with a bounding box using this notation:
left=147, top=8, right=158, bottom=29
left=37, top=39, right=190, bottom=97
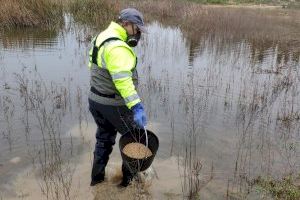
left=0, top=12, right=300, bottom=199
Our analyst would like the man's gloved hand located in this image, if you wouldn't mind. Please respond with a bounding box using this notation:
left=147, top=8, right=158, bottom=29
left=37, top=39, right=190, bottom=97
left=131, top=103, right=147, bottom=129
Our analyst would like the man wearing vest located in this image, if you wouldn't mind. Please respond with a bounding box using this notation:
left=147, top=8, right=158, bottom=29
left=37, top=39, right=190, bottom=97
left=88, top=8, right=147, bottom=187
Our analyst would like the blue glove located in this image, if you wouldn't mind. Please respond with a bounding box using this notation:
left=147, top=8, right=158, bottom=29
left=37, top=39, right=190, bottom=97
left=131, top=103, right=147, bottom=129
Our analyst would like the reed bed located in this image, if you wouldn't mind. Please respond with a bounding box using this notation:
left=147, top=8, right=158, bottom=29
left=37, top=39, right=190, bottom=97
left=69, top=0, right=120, bottom=28
left=68, top=0, right=300, bottom=59
left=0, top=66, right=89, bottom=199
left=0, top=0, right=64, bottom=28
left=2, top=0, right=300, bottom=50
left=131, top=0, right=300, bottom=56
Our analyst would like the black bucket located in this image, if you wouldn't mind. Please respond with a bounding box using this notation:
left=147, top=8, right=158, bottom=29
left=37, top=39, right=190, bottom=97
left=119, top=129, right=159, bottom=172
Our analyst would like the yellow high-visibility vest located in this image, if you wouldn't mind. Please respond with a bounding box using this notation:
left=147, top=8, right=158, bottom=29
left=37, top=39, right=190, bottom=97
left=88, top=22, right=141, bottom=109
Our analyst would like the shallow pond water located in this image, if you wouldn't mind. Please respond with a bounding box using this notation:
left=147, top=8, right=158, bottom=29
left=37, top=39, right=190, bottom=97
left=0, top=11, right=300, bottom=199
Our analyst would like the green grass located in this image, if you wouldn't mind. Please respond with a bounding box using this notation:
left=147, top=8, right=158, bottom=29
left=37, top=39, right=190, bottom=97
left=253, top=176, right=300, bottom=200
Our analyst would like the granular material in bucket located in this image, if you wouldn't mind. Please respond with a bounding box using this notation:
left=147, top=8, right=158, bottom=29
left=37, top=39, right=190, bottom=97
left=122, top=142, right=152, bottom=159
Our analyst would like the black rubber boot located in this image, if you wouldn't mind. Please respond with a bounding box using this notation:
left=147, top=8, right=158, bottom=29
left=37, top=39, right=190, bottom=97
left=90, top=176, right=104, bottom=186
left=118, top=176, right=132, bottom=187
left=118, top=163, right=137, bottom=187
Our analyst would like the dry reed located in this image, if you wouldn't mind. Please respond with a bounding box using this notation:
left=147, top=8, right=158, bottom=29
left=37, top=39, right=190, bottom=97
left=3, top=68, right=79, bottom=200
left=0, top=0, right=64, bottom=28
left=69, top=0, right=120, bottom=28
left=132, top=0, right=300, bottom=56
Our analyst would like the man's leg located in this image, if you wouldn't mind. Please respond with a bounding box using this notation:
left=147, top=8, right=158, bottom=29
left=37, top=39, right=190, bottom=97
left=88, top=100, right=138, bottom=186
left=89, top=100, right=117, bottom=186
left=98, top=105, right=139, bottom=187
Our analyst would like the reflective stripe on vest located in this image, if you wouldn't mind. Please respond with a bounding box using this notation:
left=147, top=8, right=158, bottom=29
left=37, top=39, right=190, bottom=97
left=111, top=71, right=133, bottom=80
left=124, top=93, right=140, bottom=104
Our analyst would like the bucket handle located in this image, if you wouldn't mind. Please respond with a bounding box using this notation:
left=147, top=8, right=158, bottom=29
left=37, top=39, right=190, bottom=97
left=144, top=126, right=148, bottom=148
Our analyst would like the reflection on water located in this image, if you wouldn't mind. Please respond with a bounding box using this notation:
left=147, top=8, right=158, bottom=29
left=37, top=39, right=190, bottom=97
left=137, top=21, right=300, bottom=197
left=0, top=28, right=59, bottom=50
left=0, top=13, right=300, bottom=199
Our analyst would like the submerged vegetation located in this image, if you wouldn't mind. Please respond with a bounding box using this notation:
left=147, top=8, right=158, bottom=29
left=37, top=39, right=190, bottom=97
left=0, top=67, right=87, bottom=199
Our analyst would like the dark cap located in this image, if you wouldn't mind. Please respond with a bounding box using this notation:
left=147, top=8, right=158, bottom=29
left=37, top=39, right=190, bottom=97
left=119, top=8, right=147, bottom=33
